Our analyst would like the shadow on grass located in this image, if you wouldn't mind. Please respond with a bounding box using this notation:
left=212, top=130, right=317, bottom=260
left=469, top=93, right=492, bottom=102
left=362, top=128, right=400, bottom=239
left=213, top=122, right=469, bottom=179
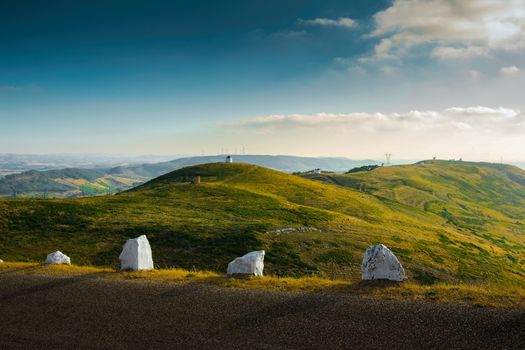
left=0, top=264, right=42, bottom=275
left=0, top=271, right=114, bottom=302
left=221, top=292, right=334, bottom=334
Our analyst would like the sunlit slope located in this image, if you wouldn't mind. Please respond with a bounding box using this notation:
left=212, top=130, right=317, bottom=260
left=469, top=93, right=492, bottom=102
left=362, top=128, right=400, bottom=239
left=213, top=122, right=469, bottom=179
left=0, top=168, right=146, bottom=198
left=329, top=160, right=525, bottom=233
left=313, top=161, right=525, bottom=276
left=1, top=162, right=524, bottom=286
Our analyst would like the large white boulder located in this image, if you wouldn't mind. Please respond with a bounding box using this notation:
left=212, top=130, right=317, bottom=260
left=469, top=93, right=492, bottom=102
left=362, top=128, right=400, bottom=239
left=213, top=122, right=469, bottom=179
left=361, top=244, right=405, bottom=281
left=119, top=235, right=154, bottom=271
left=227, top=250, right=265, bottom=276
left=45, top=251, right=71, bottom=265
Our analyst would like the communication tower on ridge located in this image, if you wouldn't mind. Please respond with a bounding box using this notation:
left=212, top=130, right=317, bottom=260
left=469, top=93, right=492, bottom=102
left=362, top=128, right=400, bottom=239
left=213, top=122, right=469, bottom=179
left=385, top=153, right=392, bottom=165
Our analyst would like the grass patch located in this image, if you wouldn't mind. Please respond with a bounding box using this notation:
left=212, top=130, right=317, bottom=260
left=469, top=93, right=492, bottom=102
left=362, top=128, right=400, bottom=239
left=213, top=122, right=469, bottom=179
left=314, top=249, right=355, bottom=265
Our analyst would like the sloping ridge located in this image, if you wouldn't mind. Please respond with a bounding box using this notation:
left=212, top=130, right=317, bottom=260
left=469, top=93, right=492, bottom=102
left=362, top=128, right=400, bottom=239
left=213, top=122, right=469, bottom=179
left=132, top=162, right=449, bottom=230
left=331, top=160, right=525, bottom=222
left=1, top=161, right=525, bottom=285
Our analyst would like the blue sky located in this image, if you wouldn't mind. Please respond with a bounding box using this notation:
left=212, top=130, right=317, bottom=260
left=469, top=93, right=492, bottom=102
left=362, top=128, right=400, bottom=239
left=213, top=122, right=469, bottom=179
left=1, top=0, right=524, bottom=161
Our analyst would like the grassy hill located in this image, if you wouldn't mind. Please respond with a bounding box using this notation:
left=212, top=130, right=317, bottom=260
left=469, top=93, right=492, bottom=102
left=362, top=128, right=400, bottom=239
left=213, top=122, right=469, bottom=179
left=1, top=161, right=524, bottom=287
left=0, top=155, right=379, bottom=198
left=0, top=168, right=145, bottom=198
left=310, top=160, right=525, bottom=238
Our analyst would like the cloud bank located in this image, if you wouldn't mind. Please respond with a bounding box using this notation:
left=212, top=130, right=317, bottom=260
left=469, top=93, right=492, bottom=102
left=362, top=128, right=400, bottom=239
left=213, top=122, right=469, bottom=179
left=368, top=0, right=525, bottom=60
left=298, top=17, right=357, bottom=29
left=232, top=106, right=522, bottom=133
left=224, top=106, right=524, bottom=161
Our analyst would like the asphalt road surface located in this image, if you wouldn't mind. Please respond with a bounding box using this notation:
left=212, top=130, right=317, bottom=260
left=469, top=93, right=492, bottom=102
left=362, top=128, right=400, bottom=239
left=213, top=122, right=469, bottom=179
left=0, top=272, right=524, bottom=349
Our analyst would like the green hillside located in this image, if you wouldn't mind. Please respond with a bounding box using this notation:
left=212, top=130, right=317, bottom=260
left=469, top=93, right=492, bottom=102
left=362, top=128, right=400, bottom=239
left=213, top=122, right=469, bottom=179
left=0, top=168, right=146, bottom=198
left=1, top=162, right=524, bottom=287
left=318, top=160, right=525, bottom=236
left=0, top=155, right=380, bottom=198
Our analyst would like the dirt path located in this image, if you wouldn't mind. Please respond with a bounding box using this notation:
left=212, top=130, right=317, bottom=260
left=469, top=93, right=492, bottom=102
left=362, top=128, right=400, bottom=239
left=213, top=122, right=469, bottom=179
left=0, top=273, right=524, bottom=349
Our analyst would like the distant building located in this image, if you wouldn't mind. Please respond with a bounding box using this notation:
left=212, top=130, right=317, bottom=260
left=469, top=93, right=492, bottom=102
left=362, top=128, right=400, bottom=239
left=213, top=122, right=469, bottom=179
left=313, top=168, right=321, bottom=174
left=226, top=155, right=233, bottom=163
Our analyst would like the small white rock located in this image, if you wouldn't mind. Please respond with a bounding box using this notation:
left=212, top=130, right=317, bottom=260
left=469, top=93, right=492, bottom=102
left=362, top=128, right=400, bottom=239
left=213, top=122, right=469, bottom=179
left=361, top=244, right=405, bottom=281
left=45, top=251, right=71, bottom=265
left=227, top=250, right=265, bottom=276
left=119, top=235, right=154, bottom=271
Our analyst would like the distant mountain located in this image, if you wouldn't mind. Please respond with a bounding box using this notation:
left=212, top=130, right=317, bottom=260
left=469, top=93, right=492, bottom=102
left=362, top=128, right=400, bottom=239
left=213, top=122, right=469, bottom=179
left=107, top=155, right=380, bottom=178
left=0, top=168, right=136, bottom=198
left=0, top=155, right=379, bottom=198
left=0, top=153, right=180, bottom=176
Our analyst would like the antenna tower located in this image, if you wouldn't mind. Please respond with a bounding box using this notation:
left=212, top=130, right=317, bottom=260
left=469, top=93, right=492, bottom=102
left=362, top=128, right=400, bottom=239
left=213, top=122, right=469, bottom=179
left=385, top=153, right=392, bottom=165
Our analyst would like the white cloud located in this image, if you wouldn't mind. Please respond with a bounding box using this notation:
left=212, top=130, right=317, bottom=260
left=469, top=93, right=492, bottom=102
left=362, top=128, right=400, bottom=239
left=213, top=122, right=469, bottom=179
left=468, top=69, right=483, bottom=80
left=230, top=106, right=522, bottom=133
left=500, top=65, right=521, bottom=76
left=431, top=46, right=489, bottom=59
left=225, top=106, right=524, bottom=161
left=366, top=0, right=525, bottom=61
left=298, top=17, right=357, bottom=29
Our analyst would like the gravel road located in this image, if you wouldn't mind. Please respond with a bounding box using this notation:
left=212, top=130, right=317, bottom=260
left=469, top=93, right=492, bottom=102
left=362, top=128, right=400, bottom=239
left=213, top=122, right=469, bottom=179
left=0, top=272, right=524, bottom=349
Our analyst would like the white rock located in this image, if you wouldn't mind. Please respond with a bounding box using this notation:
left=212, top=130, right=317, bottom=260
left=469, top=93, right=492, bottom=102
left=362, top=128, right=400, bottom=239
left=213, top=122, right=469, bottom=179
left=45, top=251, right=71, bottom=265
left=361, top=244, right=405, bottom=281
left=227, top=250, right=265, bottom=276
left=119, top=235, right=154, bottom=271
left=0, top=259, right=4, bottom=263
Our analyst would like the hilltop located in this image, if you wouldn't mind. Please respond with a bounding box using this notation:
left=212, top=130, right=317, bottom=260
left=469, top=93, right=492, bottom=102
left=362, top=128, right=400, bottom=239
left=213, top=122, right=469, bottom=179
left=0, top=155, right=379, bottom=198
left=0, top=161, right=524, bottom=287
left=108, top=155, right=380, bottom=177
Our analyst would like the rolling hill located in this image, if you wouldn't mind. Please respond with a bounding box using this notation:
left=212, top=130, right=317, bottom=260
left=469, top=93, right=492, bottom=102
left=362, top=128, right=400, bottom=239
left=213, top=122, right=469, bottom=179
left=1, top=161, right=524, bottom=287
left=304, top=160, right=525, bottom=240
left=107, top=155, right=380, bottom=177
left=0, top=168, right=145, bottom=198
left=0, top=155, right=379, bottom=198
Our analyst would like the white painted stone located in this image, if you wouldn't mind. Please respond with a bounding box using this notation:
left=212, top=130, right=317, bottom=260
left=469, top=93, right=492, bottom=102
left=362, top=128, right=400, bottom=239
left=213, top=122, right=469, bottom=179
left=119, top=235, right=154, bottom=271
left=361, top=244, right=405, bottom=281
left=227, top=250, right=265, bottom=276
left=45, top=251, right=71, bottom=265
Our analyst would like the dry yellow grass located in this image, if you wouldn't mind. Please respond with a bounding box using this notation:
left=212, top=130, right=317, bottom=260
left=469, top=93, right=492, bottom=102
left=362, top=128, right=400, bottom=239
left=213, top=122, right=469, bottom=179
left=2, top=262, right=524, bottom=309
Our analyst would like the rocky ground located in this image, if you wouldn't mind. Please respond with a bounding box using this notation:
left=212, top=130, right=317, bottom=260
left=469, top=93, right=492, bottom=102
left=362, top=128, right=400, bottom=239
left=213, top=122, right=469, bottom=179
left=0, top=271, right=524, bottom=349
